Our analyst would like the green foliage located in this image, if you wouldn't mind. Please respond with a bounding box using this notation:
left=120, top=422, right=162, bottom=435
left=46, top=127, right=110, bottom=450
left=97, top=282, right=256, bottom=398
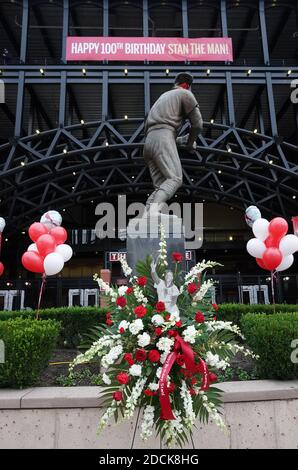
left=241, top=312, right=298, bottom=379
left=219, top=303, right=298, bottom=325
left=0, top=307, right=107, bottom=348
left=56, top=369, right=103, bottom=387
left=0, top=317, right=60, bottom=388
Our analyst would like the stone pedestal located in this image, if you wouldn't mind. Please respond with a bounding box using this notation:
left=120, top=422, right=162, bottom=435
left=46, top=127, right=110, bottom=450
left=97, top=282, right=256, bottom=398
left=127, top=214, right=186, bottom=273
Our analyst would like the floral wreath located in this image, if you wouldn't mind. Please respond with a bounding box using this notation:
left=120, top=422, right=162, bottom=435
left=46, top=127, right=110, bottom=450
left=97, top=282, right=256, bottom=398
left=70, top=225, right=256, bottom=447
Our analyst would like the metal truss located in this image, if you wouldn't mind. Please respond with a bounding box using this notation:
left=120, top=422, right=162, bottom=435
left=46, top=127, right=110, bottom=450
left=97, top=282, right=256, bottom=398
left=0, top=119, right=297, bottom=232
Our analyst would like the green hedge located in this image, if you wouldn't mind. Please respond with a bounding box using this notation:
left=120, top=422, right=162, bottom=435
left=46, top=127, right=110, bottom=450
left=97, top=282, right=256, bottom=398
left=218, top=303, right=298, bottom=325
left=241, top=313, right=298, bottom=380
left=0, top=307, right=107, bottom=348
left=0, top=318, right=60, bottom=388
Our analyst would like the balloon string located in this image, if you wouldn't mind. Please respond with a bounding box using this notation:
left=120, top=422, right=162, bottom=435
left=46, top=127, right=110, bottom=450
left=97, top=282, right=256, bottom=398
left=0, top=233, right=2, bottom=256
left=36, top=273, right=47, bottom=320
left=271, top=270, right=276, bottom=314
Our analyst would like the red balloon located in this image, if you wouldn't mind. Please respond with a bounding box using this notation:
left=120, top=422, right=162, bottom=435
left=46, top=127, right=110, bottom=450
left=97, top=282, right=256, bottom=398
left=36, top=234, right=56, bottom=257
left=29, top=222, right=48, bottom=242
left=22, top=251, right=44, bottom=273
left=268, top=217, right=288, bottom=242
left=50, top=226, right=67, bottom=245
left=0, top=262, right=4, bottom=276
left=262, top=247, right=282, bottom=271
left=256, top=258, right=267, bottom=270
left=265, top=235, right=279, bottom=248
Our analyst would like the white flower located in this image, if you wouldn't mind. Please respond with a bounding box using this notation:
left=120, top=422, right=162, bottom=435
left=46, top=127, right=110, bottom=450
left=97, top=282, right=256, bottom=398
left=129, top=319, right=144, bottom=335
left=124, top=378, right=147, bottom=419
left=102, top=373, right=111, bottom=385
left=141, top=405, right=155, bottom=440
left=156, top=367, right=162, bottom=379
left=193, top=279, right=214, bottom=302
left=120, top=258, right=132, bottom=277
left=160, top=351, right=169, bottom=364
left=129, top=364, right=142, bottom=376
left=180, top=380, right=195, bottom=428
left=205, top=351, right=229, bottom=370
left=102, top=344, right=123, bottom=368
left=133, top=285, right=148, bottom=305
left=137, top=332, right=151, bottom=347
left=151, top=314, right=164, bottom=326
left=182, top=325, right=197, bottom=344
left=118, top=285, right=128, bottom=296
left=118, top=320, right=130, bottom=332
left=156, top=337, right=174, bottom=353
left=205, top=320, right=245, bottom=339
left=148, top=382, right=159, bottom=391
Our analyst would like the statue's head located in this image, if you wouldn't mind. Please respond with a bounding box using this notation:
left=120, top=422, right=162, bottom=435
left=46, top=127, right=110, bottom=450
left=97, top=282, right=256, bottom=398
left=174, top=72, right=193, bottom=90
left=164, top=270, right=174, bottom=287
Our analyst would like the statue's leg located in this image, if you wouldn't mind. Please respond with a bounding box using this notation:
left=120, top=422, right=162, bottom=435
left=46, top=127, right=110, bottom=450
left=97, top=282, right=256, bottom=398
left=144, top=129, right=183, bottom=212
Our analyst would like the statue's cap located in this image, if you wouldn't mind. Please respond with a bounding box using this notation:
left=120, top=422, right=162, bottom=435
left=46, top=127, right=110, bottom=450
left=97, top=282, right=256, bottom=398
left=174, top=72, right=193, bottom=86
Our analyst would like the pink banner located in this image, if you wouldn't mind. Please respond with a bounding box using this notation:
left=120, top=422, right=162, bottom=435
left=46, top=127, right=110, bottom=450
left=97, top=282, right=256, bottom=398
left=66, top=37, right=233, bottom=62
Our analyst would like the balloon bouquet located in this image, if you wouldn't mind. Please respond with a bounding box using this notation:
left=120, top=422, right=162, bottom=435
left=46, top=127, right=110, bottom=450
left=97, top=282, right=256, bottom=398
left=0, top=217, right=5, bottom=277
left=21, top=211, right=73, bottom=318
left=245, top=206, right=298, bottom=305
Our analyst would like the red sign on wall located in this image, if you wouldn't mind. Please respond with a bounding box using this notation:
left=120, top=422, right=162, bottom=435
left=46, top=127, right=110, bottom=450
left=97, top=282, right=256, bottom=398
left=66, top=37, right=233, bottom=62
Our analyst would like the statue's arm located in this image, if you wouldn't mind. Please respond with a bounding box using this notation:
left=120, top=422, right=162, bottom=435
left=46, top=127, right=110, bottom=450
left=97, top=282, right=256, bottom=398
left=185, top=106, right=203, bottom=149
left=150, top=260, right=160, bottom=285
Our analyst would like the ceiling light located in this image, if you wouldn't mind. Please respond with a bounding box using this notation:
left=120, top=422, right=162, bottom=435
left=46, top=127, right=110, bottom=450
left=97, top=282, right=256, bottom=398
left=247, top=69, right=252, bottom=76
left=82, top=68, right=86, bottom=75
left=39, top=68, right=44, bottom=75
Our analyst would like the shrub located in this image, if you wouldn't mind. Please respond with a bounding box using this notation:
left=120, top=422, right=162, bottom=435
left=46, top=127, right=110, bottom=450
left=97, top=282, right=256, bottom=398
left=218, top=303, right=298, bottom=325
left=241, top=313, right=298, bottom=380
left=0, top=318, right=60, bottom=388
left=0, top=307, right=107, bottom=348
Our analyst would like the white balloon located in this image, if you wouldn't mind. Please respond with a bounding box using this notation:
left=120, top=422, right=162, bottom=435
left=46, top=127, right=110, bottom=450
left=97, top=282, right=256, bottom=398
left=0, top=217, right=6, bottom=233
left=276, top=254, right=294, bottom=272
left=245, top=206, right=261, bottom=228
left=246, top=238, right=266, bottom=258
left=40, top=210, right=62, bottom=230
left=55, top=244, right=73, bottom=262
left=28, top=243, right=38, bottom=252
left=252, top=218, right=269, bottom=241
left=279, top=234, right=298, bottom=257
left=43, top=252, right=64, bottom=276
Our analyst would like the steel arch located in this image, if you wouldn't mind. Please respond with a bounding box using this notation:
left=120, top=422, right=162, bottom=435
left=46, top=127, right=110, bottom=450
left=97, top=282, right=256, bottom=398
left=0, top=119, right=297, bottom=231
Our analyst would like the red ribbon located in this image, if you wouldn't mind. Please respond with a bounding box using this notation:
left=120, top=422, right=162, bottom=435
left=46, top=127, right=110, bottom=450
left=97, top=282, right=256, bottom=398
left=158, top=334, right=209, bottom=420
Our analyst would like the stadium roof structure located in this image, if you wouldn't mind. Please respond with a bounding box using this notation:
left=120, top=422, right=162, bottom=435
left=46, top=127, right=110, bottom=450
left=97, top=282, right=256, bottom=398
left=0, top=0, right=297, bottom=231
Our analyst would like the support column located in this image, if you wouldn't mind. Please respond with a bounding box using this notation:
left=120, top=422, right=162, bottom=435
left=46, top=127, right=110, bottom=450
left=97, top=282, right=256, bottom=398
left=61, top=0, right=69, bottom=63
left=14, top=71, right=25, bottom=137
left=259, top=0, right=270, bottom=65
left=20, top=0, right=29, bottom=63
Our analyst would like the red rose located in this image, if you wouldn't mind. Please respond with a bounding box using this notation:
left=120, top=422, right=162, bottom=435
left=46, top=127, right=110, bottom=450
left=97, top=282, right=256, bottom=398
left=165, top=314, right=171, bottom=321
left=137, top=276, right=148, bottom=287
left=196, top=362, right=205, bottom=374
left=126, top=286, right=134, bottom=295
left=106, top=319, right=113, bottom=326
left=148, top=349, right=160, bottom=363
left=172, top=252, right=184, bottom=262
left=123, top=353, right=134, bottom=366
left=155, top=301, right=165, bottom=312
left=134, top=305, right=147, bottom=318
left=176, top=354, right=184, bottom=366
left=106, top=312, right=111, bottom=319
left=191, top=377, right=197, bottom=385
left=195, top=311, right=205, bottom=323
left=187, top=283, right=197, bottom=294
left=213, top=316, right=217, bottom=321
left=116, top=372, right=129, bottom=385
left=189, top=388, right=196, bottom=396
left=113, top=391, right=123, bottom=401
left=116, top=296, right=127, bottom=308
left=135, top=349, right=147, bottom=362
left=212, top=303, right=219, bottom=312
left=144, top=389, right=154, bottom=396
left=209, top=372, right=218, bottom=383
left=119, top=327, right=125, bottom=334
left=175, top=320, right=182, bottom=328
left=168, top=329, right=178, bottom=338
left=155, top=327, right=163, bottom=336
left=167, top=383, right=176, bottom=393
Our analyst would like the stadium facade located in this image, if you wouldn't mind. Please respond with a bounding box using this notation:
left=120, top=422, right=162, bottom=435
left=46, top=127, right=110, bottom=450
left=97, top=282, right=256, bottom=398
left=0, top=0, right=297, bottom=308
